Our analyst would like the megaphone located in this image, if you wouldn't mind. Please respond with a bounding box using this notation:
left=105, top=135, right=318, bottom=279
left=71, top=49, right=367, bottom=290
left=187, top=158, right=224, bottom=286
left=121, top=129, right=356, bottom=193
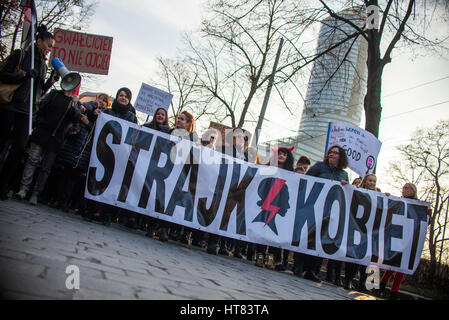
left=51, top=58, right=81, bottom=91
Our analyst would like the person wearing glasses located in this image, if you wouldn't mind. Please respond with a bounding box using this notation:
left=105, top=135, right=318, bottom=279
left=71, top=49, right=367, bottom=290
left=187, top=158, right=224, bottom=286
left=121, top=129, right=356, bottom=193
left=201, top=128, right=219, bottom=149
left=302, top=145, right=349, bottom=283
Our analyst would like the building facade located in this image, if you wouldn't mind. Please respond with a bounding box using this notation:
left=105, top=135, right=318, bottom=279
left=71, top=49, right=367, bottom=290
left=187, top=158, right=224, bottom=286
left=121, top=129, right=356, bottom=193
left=262, top=8, right=368, bottom=164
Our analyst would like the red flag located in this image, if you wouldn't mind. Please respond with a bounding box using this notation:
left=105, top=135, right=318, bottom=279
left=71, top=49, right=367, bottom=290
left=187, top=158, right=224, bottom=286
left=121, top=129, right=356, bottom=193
left=72, top=80, right=81, bottom=96
left=20, top=0, right=38, bottom=50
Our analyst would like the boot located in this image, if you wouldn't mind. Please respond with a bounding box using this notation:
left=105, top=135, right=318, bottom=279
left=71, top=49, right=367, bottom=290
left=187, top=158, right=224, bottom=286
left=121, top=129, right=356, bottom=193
left=304, top=271, right=321, bottom=283
left=158, top=227, right=169, bottom=242
left=344, top=279, right=353, bottom=290
left=255, top=253, right=265, bottom=267
left=15, top=188, right=27, bottom=200
left=29, top=192, right=39, bottom=205
left=265, top=253, right=276, bottom=270
left=389, top=291, right=399, bottom=300
left=0, top=185, right=9, bottom=201
left=206, top=235, right=218, bottom=255
left=378, top=281, right=387, bottom=298
left=61, top=202, right=70, bottom=213
left=102, top=213, right=111, bottom=226
left=334, top=277, right=343, bottom=287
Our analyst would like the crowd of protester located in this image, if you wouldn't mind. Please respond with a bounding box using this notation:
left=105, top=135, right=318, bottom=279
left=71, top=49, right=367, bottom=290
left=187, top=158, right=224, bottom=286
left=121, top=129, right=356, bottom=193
left=0, top=26, right=419, bottom=300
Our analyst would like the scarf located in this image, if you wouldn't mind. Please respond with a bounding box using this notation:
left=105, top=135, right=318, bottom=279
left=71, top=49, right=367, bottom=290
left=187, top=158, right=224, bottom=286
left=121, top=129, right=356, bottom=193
left=111, top=100, right=130, bottom=115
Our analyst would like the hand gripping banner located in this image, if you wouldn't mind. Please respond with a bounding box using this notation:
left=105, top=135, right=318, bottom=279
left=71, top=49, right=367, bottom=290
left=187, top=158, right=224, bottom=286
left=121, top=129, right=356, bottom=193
left=86, top=113, right=430, bottom=275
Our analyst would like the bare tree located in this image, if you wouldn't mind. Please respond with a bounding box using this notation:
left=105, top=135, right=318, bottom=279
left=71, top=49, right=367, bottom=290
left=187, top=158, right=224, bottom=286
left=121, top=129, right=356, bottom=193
left=318, top=0, right=449, bottom=138
left=0, top=0, right=21, bottom=59
left=147, top=57, right=219, bottom=128
left=1, top=0, right=97, bottom=61
left=387, top=120, right=449, bottom=277
left=181, top=0, right=325, bottom=129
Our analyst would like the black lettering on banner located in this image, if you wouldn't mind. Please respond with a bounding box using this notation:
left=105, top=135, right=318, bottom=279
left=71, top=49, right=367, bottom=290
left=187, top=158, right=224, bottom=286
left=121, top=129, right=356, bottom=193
left=87, top=120, right=122, bottom=195
left=118, top=128, right=154, bottom=203
left=220, top=163, right=258, bottom=235
left=291, top=179, right=324, bottom=250
left=407, top=204, right=428, bottom=270
left=384, top=199, right=405, bottom=267
left=165, top=146, right=199, bottom=221
left=138, top=136, right=176, bottom=212
left=346, top=190, right=371, bottom=260
left=197, top=156, right=228, bottom=227
left=321, top=185, right=346, bottom=255
left=371, top=196, right=384, bottom=263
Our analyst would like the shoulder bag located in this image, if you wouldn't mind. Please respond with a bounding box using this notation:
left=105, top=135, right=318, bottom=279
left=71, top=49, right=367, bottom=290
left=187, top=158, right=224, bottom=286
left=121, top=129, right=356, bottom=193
left=0, top=50, right=26, bottom=104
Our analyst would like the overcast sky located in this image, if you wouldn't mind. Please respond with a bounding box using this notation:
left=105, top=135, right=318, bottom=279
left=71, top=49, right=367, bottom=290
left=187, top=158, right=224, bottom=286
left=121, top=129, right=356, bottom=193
left=79, top=0, right=449, bottom=193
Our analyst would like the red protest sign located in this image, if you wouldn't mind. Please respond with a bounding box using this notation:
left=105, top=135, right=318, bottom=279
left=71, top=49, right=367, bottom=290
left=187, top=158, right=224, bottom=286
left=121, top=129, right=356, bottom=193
left=51, top=28, right=113, bottom=75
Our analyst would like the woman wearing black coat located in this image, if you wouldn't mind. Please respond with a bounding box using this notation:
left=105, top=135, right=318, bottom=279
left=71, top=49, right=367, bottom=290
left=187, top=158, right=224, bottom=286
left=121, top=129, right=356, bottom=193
left=141, top=107, right=170, bottom=236
left=51, top=94, right=109, bottom=211
left=302, top=145, right=349, bottom=283
left=14, top=89, right=85, bottom=205
left=86, top=88, right=137, bottom=225
left=103, top=88, right=137, bottom=124
left=0, top=25, right=58, bottom=199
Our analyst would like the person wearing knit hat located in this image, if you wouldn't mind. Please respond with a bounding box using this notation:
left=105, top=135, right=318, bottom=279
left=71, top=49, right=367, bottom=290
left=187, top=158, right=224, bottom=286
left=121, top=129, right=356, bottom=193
left=89, top=88, right=137, bottom=226
left=104, top=88, right=137, bottom=123
left=115, top=87, right=136, bottom=114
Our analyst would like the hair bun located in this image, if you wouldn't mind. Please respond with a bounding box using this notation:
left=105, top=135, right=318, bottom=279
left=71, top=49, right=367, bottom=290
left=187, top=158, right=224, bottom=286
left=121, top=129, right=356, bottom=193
left=36, top=25, right=48, bottom=34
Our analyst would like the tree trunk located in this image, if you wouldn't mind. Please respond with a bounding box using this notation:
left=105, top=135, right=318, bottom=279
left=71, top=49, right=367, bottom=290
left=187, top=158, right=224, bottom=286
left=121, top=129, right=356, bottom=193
left=363, top=30, right=383, bottom=138
left=428, top=184, right=441, bottom=277
left=238, top=81, right=258, bottom=128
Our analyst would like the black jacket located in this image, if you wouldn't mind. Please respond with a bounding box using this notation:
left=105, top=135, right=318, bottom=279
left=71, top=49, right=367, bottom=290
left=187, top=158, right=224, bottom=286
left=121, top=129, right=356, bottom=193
left=0, top=46, right=54, bottom=114
left=104, top=101, right=137, bottom=124
left=55, top=102, right=98, bottom=171
left=143, top=122, right=170, bottom=134
left=30, top=90, right=82, bottom=152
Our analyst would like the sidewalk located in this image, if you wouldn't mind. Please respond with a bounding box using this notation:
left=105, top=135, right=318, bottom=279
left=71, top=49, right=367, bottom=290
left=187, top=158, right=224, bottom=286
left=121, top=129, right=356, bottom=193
left=0, top=199, right=381, bottom=300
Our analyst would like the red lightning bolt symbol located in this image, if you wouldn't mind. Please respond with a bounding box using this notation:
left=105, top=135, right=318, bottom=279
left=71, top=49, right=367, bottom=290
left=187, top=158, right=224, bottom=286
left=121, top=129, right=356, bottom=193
left=261, top=178, right=286, bottom=227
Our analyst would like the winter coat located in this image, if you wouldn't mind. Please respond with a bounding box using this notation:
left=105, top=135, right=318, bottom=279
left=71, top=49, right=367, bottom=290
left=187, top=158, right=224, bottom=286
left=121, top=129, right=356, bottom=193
left=0, top=46, right=53, bottom=114
left=55, top=109, right=95, bottom=172
left=56, top=100, right=109, bottom=171
left=30, top=89, right=82, bottom=153
left=143, top=122, right=170, bottom=134
left=306, top=161, right=349, bottom=182
left=104, top=100, right=137, bottom=123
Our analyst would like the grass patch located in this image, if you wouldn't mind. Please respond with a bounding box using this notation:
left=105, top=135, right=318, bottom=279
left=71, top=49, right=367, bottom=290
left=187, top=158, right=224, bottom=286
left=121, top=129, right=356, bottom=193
left=400, top=283, right=449, bottom=300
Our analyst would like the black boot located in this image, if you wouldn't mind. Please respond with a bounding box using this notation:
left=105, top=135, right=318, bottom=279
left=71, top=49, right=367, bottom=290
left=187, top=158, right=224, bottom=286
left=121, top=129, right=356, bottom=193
left=158, top=227, right=169, bottom=242
left=389, top=291, right=399, bottom=300
left=378, top=282, right=387, bottom=298
left=206, top=234, right=219, bottom=254
left=344, top=279, right=353, bottom=290
left=102, top=213, right=111, bottom=226
left=304, top=271, right=321, bottom=283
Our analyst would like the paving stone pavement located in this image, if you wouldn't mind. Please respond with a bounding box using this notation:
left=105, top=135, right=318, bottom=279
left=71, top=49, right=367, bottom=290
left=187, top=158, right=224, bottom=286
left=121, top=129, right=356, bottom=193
left=0, top=199, right=378, bottom=300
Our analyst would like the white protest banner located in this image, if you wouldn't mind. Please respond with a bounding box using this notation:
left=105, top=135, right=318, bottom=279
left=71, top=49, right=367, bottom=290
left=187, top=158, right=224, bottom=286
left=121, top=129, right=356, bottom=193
left=325, top=122, right=382, bottom=177
left=134, top=83, right=173, bottom=116
left=86, top=113, right=430, bottom=275
left=51, top=28, right=113, bottom=75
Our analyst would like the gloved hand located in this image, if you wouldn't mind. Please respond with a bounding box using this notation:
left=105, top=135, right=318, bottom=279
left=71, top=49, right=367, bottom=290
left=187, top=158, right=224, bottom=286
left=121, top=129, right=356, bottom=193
left=50, top=69, right=60, bottom=82
left=25, top=69, right=38, bottom=79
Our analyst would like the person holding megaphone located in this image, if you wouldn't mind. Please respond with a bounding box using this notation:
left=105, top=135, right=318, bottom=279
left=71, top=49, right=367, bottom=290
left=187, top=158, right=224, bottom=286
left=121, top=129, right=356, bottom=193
left=14, top=59, right=86, bottom=205
left=0, top=25, right=59, bottom=200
